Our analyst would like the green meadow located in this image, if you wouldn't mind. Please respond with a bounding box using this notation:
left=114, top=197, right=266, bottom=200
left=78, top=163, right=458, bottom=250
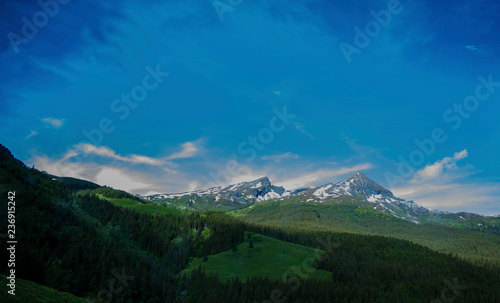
left=180, top=232, right=332, bottom=281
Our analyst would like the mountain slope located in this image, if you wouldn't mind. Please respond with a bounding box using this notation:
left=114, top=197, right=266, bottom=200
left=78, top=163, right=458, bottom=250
left=288, top=172, right=431, bottom=223
left=0, top=143, right=194, bottom=301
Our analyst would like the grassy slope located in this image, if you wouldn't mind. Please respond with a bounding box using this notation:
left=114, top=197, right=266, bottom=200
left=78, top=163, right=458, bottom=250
left=234, top=201, right=500, bottom=266
left=96, top=194, right=187, bottom=216
left=0, top=275, right=88, bottom=303
left=180, top=232, right=332, bottom=281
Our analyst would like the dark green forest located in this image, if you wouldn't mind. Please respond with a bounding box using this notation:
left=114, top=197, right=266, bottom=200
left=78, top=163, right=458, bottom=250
left=1, top=144, right=499, bottom=302
left=236, top=201, right=500, bottom=267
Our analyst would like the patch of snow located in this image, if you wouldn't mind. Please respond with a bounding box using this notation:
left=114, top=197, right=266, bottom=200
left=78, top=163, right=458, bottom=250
left=337, top=182, right=354, bottom=195
left=251, top=182, right=262, bottom=189
left=314, top=184, right=333, bottom=198
left=257, top=190, right=281, bottom=202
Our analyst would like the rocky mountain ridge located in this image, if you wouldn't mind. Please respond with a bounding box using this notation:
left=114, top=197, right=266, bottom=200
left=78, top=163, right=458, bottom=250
left=144, top=176, right=285, bottom=204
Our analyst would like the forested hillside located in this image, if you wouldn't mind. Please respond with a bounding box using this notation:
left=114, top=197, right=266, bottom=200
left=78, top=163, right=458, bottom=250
left=235, top=201, right=500, bottom=267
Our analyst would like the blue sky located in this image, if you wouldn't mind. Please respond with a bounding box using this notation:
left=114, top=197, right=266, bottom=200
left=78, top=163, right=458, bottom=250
left=1, top=0, right=500, bottom=215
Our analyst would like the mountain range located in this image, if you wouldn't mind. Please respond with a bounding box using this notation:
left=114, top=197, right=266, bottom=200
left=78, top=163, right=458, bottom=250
left=143, top=172, right=474, bottom=224
left=145, top=176, right=286, bottom=203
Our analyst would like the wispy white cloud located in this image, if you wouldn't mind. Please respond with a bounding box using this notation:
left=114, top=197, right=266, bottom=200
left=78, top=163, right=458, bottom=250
left=25, top=130, right=38, bottom=139
left=76, top=143, right=163, bottom=165
left=186, top=181, right=201, bottom=192
left=31, top=146, right=180, bottom=195
left=94, top=167, right=154, bottom=193
left=392, top=149, right=500, bottom=215
left=292, top=121, right=314, bottom=139
left=393, top=181, right=500, bottom=215
left=412, top=149, right=468, bottom=182
left=262, top=152, right=299, bottom=162
left=166, top=140, right=205, bottom=160
left=34, top=154, right=93, bottom=180
left=32, top=143, right=166, bottom=179
left=35, top=155, right=159, bottom=194
left=42, top=117, right=65, bottom=129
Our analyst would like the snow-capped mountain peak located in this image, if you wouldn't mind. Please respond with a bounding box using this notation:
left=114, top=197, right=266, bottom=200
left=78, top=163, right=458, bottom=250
left=247, top=176, right=272, bottom=188
left=280, top=172, right=431, bottom=223
left=144, top=177, right=284, bottom=204
left=337, top=172, right=394, bottom=198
